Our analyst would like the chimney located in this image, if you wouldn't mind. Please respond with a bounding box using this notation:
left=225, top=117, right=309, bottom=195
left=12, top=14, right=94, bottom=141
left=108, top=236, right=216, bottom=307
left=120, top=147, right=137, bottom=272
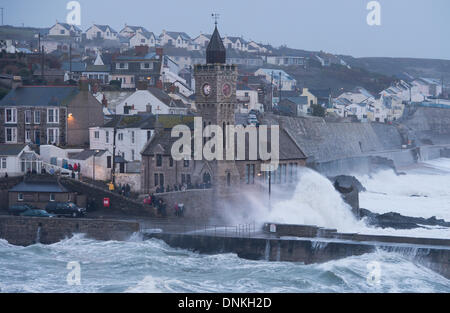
left=135, top=45, right=149, bottom=56
left=79, top=76, right=89, bottom=92
left=12, top=76, right=23, bottom=89
left=155, top=47, right=163, bottom=59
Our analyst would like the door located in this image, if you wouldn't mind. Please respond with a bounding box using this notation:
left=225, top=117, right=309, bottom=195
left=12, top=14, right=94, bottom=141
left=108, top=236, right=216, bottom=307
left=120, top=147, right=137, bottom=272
left=35, top=130, right=40, bottom=145
left=119, top=163, right=125, bottom=173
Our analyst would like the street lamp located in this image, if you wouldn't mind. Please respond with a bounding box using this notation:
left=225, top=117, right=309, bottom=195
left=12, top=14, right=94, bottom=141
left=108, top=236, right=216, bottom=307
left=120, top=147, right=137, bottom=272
left=258, top=169, right=272, bottom=211
left=93, top=149, right=100, bottom=181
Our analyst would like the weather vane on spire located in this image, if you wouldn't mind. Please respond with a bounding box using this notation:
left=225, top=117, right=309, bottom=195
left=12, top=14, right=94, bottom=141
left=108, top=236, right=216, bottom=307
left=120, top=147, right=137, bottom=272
left=211, top=13, right=220, bottom=26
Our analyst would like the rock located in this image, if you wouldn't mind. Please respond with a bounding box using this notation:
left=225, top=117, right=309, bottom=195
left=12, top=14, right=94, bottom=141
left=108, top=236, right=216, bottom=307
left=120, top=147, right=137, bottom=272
left=360, top=208, right=450, bottom=229
left=331, top=175, right=366, bottom=193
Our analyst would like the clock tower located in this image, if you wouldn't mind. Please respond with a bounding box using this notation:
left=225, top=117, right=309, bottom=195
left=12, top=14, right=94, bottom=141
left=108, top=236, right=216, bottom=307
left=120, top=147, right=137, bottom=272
left=194, top=24, right=240, bottom=191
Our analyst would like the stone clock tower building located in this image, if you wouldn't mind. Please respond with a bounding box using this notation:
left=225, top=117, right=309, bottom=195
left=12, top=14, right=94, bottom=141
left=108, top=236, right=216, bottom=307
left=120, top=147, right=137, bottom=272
left=194, top=25, right=240, bottom=192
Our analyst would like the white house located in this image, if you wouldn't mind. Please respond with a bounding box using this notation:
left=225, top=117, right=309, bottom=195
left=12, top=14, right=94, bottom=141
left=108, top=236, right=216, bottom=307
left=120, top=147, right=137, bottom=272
left=85, top=24, right=118, bottom=41
left=0, top=144, right=42, bottom=177
left=48, top=22, right=82, bottom=38
left=129, top=31, right=157, bottom=48
left=337, top=87, right=375, bottom=105
left=267, top=56, right=307, bottom=67
left=159, top=31, right=192, bottom=48
left=223, top=36, right=248, bottom=52
left=255, top=68, right=297, bottom=91
left=412, top=78, right=443, bottom=98
left=193, top=34, right=211, bottom=48
left=236, top=87, right=263, bottom=113
left=115, top=87, right=188, bottom=115
left=89, top=114, right=155, bottom=162
left=119, top=25, right=149, bottom=38
left=248, top=41, right=268, bottom=53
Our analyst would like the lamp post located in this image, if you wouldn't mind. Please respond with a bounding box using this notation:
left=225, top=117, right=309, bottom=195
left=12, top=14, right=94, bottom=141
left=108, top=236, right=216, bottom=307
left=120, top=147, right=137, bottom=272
left=93, top=150, right=99, bottom=181
left=258, top=169, right=272, bottom=211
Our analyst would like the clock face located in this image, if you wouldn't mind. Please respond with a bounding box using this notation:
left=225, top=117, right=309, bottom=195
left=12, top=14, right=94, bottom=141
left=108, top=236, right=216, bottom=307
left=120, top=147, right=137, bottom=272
left=222, top=83, right=232, bottom=98
left=202, top=83, right=211, bottom=96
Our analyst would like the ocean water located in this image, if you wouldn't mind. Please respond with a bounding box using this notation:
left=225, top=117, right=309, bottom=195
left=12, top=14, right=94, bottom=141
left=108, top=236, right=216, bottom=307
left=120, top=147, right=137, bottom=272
left=0, top=235, right=448, bottom=293
left=0, top=159, right=449, bottom=293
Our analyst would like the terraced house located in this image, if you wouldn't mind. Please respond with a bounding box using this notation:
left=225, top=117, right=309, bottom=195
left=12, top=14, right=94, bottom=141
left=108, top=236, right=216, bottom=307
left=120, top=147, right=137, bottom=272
left=0, top=78, right=104, bottom=147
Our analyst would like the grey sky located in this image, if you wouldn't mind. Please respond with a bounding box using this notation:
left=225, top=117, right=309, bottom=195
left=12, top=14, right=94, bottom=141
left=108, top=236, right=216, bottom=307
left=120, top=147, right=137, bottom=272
left=1, top=0, right=449, bottom=60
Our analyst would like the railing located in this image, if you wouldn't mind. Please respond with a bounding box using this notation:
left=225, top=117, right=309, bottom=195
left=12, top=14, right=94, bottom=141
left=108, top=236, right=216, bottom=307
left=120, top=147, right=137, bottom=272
left=41, top=162, right=73, bottom=176
left=140, top=222, right=258, bottom=238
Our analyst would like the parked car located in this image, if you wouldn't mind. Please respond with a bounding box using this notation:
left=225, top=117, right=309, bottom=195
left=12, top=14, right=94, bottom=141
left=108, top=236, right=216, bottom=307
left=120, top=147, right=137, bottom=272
left=45, top=202, right=86, bottom=218
left=8, top=204, right=34, bottom=216
left=20, top=209, right=55, bottom=218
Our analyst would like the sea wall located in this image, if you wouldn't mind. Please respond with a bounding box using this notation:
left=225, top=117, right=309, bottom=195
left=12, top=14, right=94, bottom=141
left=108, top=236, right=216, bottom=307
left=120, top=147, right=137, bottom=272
left=263, top=109, right=450, bottom=176
left=0, top=216, right=139, bottom=246
left=263, top=114, right=403, bottom=163
left=147, top=232, right=450, bottom=279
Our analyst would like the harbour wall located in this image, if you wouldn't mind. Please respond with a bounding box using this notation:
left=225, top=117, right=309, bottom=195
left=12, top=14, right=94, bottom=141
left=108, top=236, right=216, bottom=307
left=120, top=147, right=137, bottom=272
left=0, top=215, right=139, bottom=246
left=146, top=232, right=450, bottom=279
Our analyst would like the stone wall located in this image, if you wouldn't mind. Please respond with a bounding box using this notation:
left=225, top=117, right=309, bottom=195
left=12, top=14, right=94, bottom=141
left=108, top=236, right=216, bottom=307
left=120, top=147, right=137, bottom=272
left=115, top=173, right=141, bottom=193
left=156, top=189, right=215, bottom=219
left=0, top=215, right=139, bottom=246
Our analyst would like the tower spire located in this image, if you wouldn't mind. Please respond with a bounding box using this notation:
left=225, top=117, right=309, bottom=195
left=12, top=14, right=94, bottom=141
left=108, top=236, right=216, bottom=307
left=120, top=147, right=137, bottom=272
left=206, top=15, right=226, bottom=64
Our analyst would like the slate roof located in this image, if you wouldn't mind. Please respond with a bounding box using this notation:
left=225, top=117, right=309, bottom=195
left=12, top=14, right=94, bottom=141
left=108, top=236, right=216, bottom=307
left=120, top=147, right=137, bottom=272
left=142, top=123, right=306, bottom=161
left=103, top=114, right=156, bottom=129
left=54, top=22, right=82, bottom=33
left=0, top=144, right=26, bottom=156
left=0, top=86, right=79, bottom=107
left=163, top=31, right=191, bottom=41
left=206, top=26, right=226, bottom=64
left=93, top=24, right=118, bottom=34
left=62, top=61, right=86, bottom=72
left=70, top=149, right=107, bottom=161
left=10, top=182, right=69, bottom=193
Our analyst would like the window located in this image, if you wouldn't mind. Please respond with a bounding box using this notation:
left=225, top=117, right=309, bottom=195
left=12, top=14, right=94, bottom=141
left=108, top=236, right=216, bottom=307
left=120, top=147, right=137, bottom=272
left=131, top=150, right=135, bottom=161
left=50, top=193, right=55, bottom=202
left=47, top=128, right=59, bottom=144
left=116, top=63, right=128, bottom=70
left=107, top=156, right=112, bottom=169
left=34, top=111, right=40, bottom=124
left=5, top=108, right=17, bottom=123
left=25, top=130, right=31, bottom=143
left=147, top=130, right=152, bottom=141
left=5, top=127, right=17, bottom=143
left=154, top=173, right=159, bottom=186
left=25, top=110, right=32, bottom=124
left=131, top=131, right=135, bottom=144
left=1, top=157, right=6, bottom=169
left=141, top=63, right=152, bottom=70
left=94, top=131, right=100, bottom=139
left=47, top=108, right=59, bottom=123
left=18, top=193, right=24, bottom=201
left=60, top=30, right=65, bottom=35
left=106, top=131, right=109, bottom=143
left=184, top=159, right=189, bottom=168
left=156, top=155, right=162, bottom=167
left=118, top=133, right=124, bottom=141
left=169, top=157, right=173, bottom=167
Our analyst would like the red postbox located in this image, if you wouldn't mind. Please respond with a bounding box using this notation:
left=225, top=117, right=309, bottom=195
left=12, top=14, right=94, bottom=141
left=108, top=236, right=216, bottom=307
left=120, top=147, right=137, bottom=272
left=103, top=198, right=110, bottom=208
